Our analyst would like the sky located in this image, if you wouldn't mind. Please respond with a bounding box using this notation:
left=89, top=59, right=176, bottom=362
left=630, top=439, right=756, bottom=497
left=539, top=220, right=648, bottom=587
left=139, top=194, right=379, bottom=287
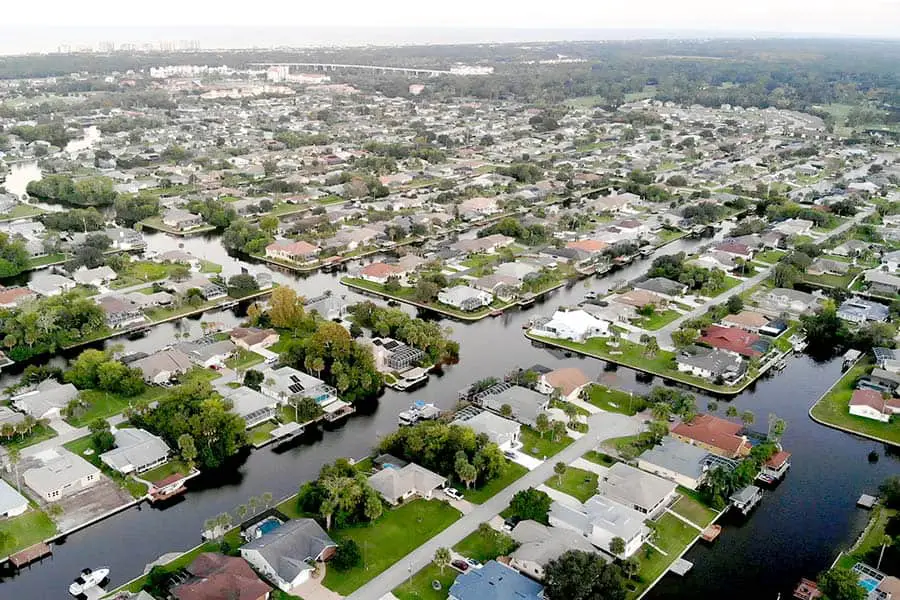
left=0, top=0, right=898, bottom=53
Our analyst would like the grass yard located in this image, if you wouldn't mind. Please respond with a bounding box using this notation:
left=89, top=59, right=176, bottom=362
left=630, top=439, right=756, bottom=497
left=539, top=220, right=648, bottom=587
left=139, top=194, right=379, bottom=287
left=754, top=249, right=786, bottom=264
left=587, top=384, right=641, bottom=415
left=141, top=460, right=191, bottom=484
left=704, top=276, right=743, bottom=297
left=342, top=278, right=513, bottom=320
left=323, top=499, right=461, bottom=595
left=583, top=450, right=617, bottom=467
left=628, top=513, right=701, bottom=598
left=67, top=386, right=169, bottom=427
left=836, top=505, right=897, bottom=570
left=392, top=562, right=456, bottom=600
left=811, top=359, right=899, bottom=444
left=635, top=309, right=681, bottom=331
left=453, top=527, right=518, bottom=563
left=802, top=271, right=859, bottom=290
left=199, top=260, right=222, bottom=273
left=248, top=421, right=277, bottom=446
left=671, top=488, right=718, bottom=527
left=27, top=252, right=67, bottom=269
left=453, top=461, right=528, bottom=505
left=110, top=260, right=178, bottom=288
left=0, top=510, right=57, bottom=558
left=605, top=434, right=643, bottom=454
left=518, top=426, right=573, bottom=459
left=0, top=204, right=46, bottom=221
left=225, top=348, right=264, bottom=371
left=0, top=423, right=57, bottom=451
left=144, top=297, right=226, bottom=323
left=63, top=435, right=148, bottom=498
left=546, top=466, right=598, bottom=503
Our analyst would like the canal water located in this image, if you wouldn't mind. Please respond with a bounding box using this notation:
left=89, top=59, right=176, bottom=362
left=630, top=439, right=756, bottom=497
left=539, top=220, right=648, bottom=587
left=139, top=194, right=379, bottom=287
left=0, top=225, right=896, bottom=600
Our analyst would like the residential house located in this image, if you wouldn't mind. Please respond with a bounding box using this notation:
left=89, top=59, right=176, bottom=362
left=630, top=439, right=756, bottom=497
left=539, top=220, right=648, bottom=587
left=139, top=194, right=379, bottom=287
left=536, top=367, right=591, bottom=402
left=509, top=520, right=597, bottom=580
left=100, top=428, right=170, bottom=475
left=160, top=250, right=201, bottom=270
left=882, top=250, right=900, bottom=273
left=265, top=240, right=319, bottom=264
left=548, top=495, right=649, bottom=558
left=124, top=290, right=174, bottom=309
left=565, top=239, right=608, bottom=256
left=24, top=451, right=100, bottom=502
left=473, top=274, right=520, bottom=301
left=97, top=295, right=147, bottom=329
left=367, top=462, right=446, bottom=505
left=241, top=518, right=336, bottom=592
left=179, top=339, right=236, bottom=368
left=636, top=436, right=713, bottom=491
left=848, top=389, right=900, bottom=423
left=448, top=560, right=544, bottom=600
left=614, top=289, right=668, bottom=309
left=671, top=414, right=752, bottom=458
left=808, top=258, right=850, bottom=277
left=715, top=242, right=754, bottom=261
left=231, top=327, right=280, bottom=351
left=224, top=386, right=279, bottom=429
left=73, top=266, right=117, bottom=287
left=833, top=239, right=870, bottom=257
left=168, top=275, right=227, bottom=301
left=837, top=298, right=889, bottom=324
left=754, top=287, right=821, bottom=316
left=0, top=406, right=25, bottom=429
left=162, top=208, right=204, bottom=231
left=531, top=309, right=609, bottom=342
left=437, top=286, right=493, bottom=311
left=364, top=337, right=425, bottom=371
left=689, top=250, right=738, bottom=273
left=0, top=286, right=36, bottom=308
left=258, top=366, right=339, bottom=407
left=11, top=379, right=79, bottom=420
left=868, top=368, right=900, bottom=394
left=172, top=553, right=272, bottom=600
left=698, top=325, right=769, bottom=358
left=454, top=410, right=521, bottom=450
left=450, top=234, right=515, bottom=255
left=864, top=270, right=900, bottom=296
left=28, top=273, right=76, bottom=297
left=458, top=196, right=501, bottom=220
left=676, top=346, right=747, bottom=383
left=772, top=218, right=814, bottom=236
left=634, top=277, right=688, bottom=299
left=132, top=348, right=194, bottom=384
left=327, top=226, right=380, bottom=251
left=358, top=262, right=407, bottom=285
left=0, top=479, right=28, bottom=518
left=494, top=261, right=540, bottom=283
left=721, top=311, right=770, bottom=333
left=104, top=226, right=146, bottom=251
left=481, top=385, right=550, bottom=428
left=597, top=462, right=677, bottom=518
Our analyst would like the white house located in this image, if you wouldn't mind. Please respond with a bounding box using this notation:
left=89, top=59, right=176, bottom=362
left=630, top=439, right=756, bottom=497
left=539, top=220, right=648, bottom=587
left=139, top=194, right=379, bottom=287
left=100, top=428, right=170, bottom=475
left=437, top=286, right=493, bottom=311
left=536, top=367, right=591, bottom=403
left=532, top=309, right=609, bottom=342
left=241, top=518, right=337, bottom=591
left=24, top=451, right=101, bottom=502
left=848, top=389, right=900, bottom=423
left=73, top=266, right=118, bottom=287
left=549, top=495, right=649, bottom=559
left=0, top=479, right=28, bottom=518
left=597, top=463, right=678, bottom=518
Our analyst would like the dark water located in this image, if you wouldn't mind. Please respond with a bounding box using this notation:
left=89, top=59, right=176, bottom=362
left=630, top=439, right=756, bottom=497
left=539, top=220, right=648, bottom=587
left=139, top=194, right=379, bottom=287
left=0, top=227, right=895, bottom=600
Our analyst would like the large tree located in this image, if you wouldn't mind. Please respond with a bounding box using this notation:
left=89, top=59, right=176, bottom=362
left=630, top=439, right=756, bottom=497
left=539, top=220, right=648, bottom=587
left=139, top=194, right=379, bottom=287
left=509, top=487, right=553, bottom=524
left=818, top=567, right=866, bottom=600
left=544, top=550, right=627, bottom=600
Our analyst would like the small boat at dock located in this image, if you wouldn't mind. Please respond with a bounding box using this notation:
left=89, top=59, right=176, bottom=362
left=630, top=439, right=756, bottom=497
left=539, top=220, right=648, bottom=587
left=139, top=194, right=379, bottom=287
left=69, top=567, right=109, bottom=596
left=398, top=401, right=441, bottom=426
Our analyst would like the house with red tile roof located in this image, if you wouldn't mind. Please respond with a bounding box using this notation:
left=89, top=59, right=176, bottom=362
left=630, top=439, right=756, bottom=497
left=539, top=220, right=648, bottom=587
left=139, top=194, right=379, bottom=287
left=714, top=242, right=754, bottom=259
left=671, top=414, right=751, bottom=458
left=698, top=325, right=768, bottom=358
left=265, top=239, right=319, bottom=264
left=848, top=389, right=900, bottom=423
left=0, top=286, right=36, bottom=308
left=565, top=239, right=608, bottom=255
left=358, top=262, right=407, bottom=285
left=172, top=553, right=271, bottom=600
left=537, top=367, right=591, bottom=402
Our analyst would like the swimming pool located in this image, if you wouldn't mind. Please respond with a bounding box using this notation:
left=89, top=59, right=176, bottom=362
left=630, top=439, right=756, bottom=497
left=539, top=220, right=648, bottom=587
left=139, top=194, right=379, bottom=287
left=257, top=518, right=281, bottom=536
left=859, top=577, right=879, bottom=593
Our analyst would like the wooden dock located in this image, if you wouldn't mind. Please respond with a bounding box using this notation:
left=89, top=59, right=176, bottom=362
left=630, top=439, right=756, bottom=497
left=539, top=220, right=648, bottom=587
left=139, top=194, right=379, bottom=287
left=9, top=542, right=52, bottom=568
left=670, top=558, right=693, bottom=576
left=701, top=524, right=722, bottom=542
left=793, top=578, right=822, bottom=600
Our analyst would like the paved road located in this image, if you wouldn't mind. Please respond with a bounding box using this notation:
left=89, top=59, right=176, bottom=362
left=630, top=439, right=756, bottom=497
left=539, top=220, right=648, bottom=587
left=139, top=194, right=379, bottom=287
left=654, top=209, right=874, bottom=349
left=345, top=411, right=643, bottom=600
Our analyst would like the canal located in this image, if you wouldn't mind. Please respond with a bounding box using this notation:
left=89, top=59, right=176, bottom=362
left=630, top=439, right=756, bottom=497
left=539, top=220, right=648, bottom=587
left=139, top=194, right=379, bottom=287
left=0, top=224, right=896, bottom=600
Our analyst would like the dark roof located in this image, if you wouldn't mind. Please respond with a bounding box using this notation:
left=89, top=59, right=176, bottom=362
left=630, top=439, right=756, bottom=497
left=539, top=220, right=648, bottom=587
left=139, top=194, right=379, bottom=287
left=173, top=553, right=271, bottom=600
left=242, top=518, right=336, bottom=583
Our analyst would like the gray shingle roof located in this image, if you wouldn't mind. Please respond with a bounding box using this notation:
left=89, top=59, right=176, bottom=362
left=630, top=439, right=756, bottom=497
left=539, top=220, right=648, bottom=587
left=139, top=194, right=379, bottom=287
left=242, top=518, right=336, bottom=583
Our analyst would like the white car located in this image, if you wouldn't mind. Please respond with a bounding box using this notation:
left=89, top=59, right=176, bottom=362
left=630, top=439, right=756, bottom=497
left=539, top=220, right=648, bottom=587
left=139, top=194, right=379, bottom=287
left=444, top=487, right=464, bottom=501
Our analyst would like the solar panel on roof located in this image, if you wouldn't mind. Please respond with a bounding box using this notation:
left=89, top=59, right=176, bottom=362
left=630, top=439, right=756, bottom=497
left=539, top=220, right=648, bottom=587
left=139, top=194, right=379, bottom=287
left=288, top=383, right=304, bottom=394
left=290, top=375, right=301, bottom=383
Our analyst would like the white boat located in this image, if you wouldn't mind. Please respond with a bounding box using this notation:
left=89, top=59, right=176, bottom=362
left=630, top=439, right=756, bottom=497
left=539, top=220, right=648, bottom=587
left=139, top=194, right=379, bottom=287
left=69, top=567, right=109, bottom=596
left=584, top=291, right=598, bottom=301
left=398, top=401, right=441, bottom=426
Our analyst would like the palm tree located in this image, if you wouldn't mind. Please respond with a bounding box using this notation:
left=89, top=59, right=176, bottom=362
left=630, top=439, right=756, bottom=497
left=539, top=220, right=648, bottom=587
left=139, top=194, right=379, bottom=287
left=535, top=413, right=550, bottom=439
left=261, top=492, right=273, bottom=509
left=562, top=402, right=579, bottom=423
left=554, top=461, right=567, bottom=484
left=726, top=405, right=738, bottom=418
left=878, top=535, right=893, bottom=570
left=7, top=447, right=21, bottom=493
left=236, top=504, right=249, bottom=522
left=651, top=403, right=670, bottom=422
left=741, top=410, right=755, bottom=427
left=248, top=496, right=260, bottom=515
left=434, top=547, right=452, bottom=575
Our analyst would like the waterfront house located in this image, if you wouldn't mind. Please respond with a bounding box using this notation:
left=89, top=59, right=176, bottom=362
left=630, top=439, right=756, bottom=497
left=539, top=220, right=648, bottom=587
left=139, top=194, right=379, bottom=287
left=867, top=368, right=900, bottom=393
left=532, top=309, right=610, bottom=343
left=437, top=285, right=493, bottom=311
left=159, top=249, right=201, bottom=270
left=759, top=451, right=792, bottom=483
left=671, top=414, right=752, bottom=458
left=509, top=520, right=597, bottom=580
left=753, top=288, right=821, bottom=316
left=633, top=277, right=688, bottom=299
left=848, top=389, right=900, bottom=423
left=698, top=325, right=769, bottom=358
left=808, top=258, right=851, bottom=277
left=27, top=273, right=76, bottom=297
left=367, top=462, right=446, bottom=506
left=258, top=366, right=340, bottom=407
left=473, top=274, right=520, bottom=301
left=97, top=295, right=147, bottom=329
left=614, top=288, right=668, bottom=309
left=537, top=367, right=591, bottom=402
left=837, top=298, right=889, bottom=324
left=24, top=451, right=100, bottom=502
left=168, top=275, right=227, bottom=301
left=597, top=462, right=677, bottom=518
left=721, top=310, right=770, bottom=333
left=0, top=479, right=28, bottom=518
left=636, top=436, right=713, bottom=491
left=104, top=226, right=146, bottom=251
left=449, top=560, right=544, bottom=600
left=676, top=346, right=747, bottom=383
left=224, top=386, right=278, bottom=429
left=73, top=265, right=117, bottom=287
left=162, top=208, right=204, bottom=231
left=548, top=495, right=649, bottom=559
left=863, top=270, right=900, bottom=296
left=131, top=348, right=194, bottom=384
left=11, top=379, right=79, bottom=420
left=450, top=234, right=515, bottom=255
left=172, top=552, right=272, bottom=600
left=179, top=339, right=236, bottom=368
left=495, top=261, right=540, bottom=283
left=358, top=261, right=407, bottom=285
left=231, top=327, right=280, bottom=351
left=454, top=410, right=521, bottom=450
left=241, top=518, right=336, bottom=592
left=363, top=337, right=426, bottom=371
left=480, top=385, right=550, bottom=428
left=0, top=285, right=36, bottom=308
left=100, top=428, right=170, bottom=475
left=124, top=290, right=174, bottom=309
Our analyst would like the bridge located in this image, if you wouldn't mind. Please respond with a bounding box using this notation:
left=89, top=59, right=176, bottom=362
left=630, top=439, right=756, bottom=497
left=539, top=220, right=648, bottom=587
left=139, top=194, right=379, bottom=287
left=251, top=62, right=451, bottom=76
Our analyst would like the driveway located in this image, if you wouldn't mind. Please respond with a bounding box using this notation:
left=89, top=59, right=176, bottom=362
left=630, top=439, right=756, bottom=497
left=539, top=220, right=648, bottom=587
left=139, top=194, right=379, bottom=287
left=344, top=412, right=643, bottom=600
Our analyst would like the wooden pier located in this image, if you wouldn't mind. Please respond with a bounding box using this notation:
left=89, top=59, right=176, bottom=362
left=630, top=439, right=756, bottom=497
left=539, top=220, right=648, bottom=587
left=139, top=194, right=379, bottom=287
left=793, top=578, right=822, bottom=600
left=9, top=542, right=52, bottom=568
left=701, top=524, right=722, bottom=542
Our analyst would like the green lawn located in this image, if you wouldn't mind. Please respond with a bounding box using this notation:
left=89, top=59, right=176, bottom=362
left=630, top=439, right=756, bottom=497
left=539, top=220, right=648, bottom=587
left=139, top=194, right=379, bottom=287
left=453, top=527, right=518, bottom=563
left=605, top=434, right=643, bottom=454
left=704, top=276, right=743, bottom=297
left=27, top=252, right=67, bottom=269
left=452, top=461, right=528, bottom=504
left=518, top=426, right=573, bottom=459
left=116, top=539, right=225, bottom=593
left=248, top=421, right=277, bottom=445
left=0, top=204, right=46, bottom=221
left=342, top=278, right=514, bottom=320
left=63, top=435, right=148, bottom=498
left=836, top=505, right=897, bottom=570
left=546, top=466, right=598, bottom=503
left=110, top=260, right=179, bottom=288
left=754, top=249, right=786, bottom=264
left=67, top=385, right=169, bottom=427
left=392, top=562, right=456, bottom=600
left=141, top=460, right=191, bottom=484
left=225, top=348, right=264, bottom=371
left=200, top=260, right=222, bottom=274
left=0, top=509, right=57, bottom=558
left=587, top=384, right=641, bottom=415
left=670, top=489, right=718, bottom=527
left=810, top=359, right=899, bottom=444
left=583, top=450, right=617, bottom=467
left=635, top=309, right=681, bottom=331
left=323, top=499, right=461, bottom=595
left=802, top=271, right=859, bottom=290
left=0, top=423, right=57, bottom=451
left=629, top=513, right=701, bottom=598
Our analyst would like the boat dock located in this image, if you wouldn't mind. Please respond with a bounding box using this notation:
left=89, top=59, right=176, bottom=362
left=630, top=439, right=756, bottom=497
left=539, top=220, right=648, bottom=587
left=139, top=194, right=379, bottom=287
left=857, top=494, right=878, bottom=509
left=701, top=524, right=722, bottom=542
left=793, top=578, right=823, bottom=600
left=730, top=485, right=763, bottom=516
left=254, top=421, right=304, bottom=448
left=9, top=542, right=52, bottom=568
left=670, top=558, right=693, bottom=576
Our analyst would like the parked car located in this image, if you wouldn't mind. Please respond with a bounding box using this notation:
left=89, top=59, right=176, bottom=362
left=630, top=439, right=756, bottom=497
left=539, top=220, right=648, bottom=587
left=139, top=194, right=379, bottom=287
left=466, top=558, right=482, bottom=569
left=451, top=559, right=469, bottom=572
left=503, top=450, right=517, bottom=460
left=444, top=488, right=464, bottom=501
